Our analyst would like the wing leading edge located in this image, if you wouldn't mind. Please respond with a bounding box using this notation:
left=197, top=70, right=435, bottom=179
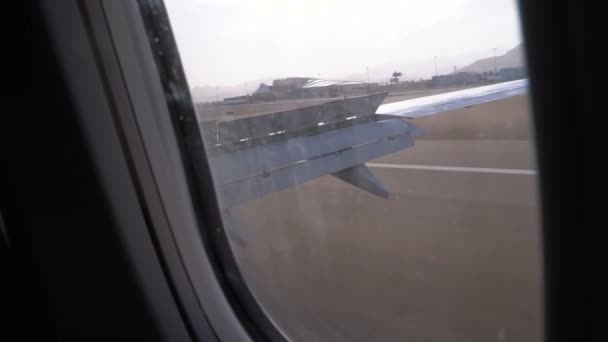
left=376, top=78, right=528, bottom=119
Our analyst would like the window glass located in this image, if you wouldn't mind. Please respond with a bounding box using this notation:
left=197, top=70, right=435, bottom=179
left=165, top=0, right=542, bottom=340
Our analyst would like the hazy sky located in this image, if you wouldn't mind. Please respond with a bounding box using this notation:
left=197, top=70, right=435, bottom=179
left=165, top=0, right=523, bottom=88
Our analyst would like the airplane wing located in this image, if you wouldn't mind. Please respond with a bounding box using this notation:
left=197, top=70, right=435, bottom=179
left=376, top=78, right=528, bottom=118
left=200, top=79, right=529, bottom=209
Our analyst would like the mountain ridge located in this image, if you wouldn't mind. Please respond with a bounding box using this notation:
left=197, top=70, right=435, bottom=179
left=458, top=43, right=525, bottom=73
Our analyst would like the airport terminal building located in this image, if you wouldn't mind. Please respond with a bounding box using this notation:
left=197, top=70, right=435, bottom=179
left=224, top=77, right=369, bottom=104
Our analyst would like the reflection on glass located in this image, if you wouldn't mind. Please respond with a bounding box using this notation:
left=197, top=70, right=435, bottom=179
left=166, top=0, right=541, bottom=340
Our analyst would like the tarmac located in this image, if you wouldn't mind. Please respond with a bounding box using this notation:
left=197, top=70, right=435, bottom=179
left=207, top=93, right=543, bottom=341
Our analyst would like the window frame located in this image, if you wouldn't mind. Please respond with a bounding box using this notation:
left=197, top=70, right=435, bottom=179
left=78, top=1, right=288, bottom=340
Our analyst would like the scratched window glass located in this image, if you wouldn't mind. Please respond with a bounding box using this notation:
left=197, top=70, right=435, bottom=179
left=166, top=0, right=542, bottom=340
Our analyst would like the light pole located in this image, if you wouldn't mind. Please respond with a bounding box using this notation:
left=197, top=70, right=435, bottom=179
left=493, top=48, right=498, bottom=73
left=434, top=56, right=438, bottom=76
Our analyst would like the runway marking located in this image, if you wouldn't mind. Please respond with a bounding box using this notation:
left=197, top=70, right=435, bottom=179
left=367, top=163, right=536, bottom=175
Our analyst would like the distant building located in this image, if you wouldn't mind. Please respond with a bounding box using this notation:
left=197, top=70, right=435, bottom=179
left=223, top=94, right=251, bottom=105
left=264, top=77, right=367, bottom=99
left=223, top=77, right=370, bottom=104
left=254, top=83, right=273, bottom=93
left=431, top=72, right=482, bottom=87
left=252, top=83, right=276, bottom=101
left=269, top=77, right=367, bottom=99
left=497, top=67, right=527, bottom=81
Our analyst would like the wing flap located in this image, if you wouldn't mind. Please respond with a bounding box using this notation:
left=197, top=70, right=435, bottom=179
left=214, top=120, right=414, bottom=208
left=332, top=164, right=389, bottom=199
left=210, top=119, right=417, bottom=186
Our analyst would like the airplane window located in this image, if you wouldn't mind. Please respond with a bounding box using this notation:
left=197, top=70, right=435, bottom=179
left=163, top=0, right=542, bottom=340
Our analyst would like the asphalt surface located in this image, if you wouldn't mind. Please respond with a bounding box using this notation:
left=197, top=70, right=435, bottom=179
left=209, top=94, right=543, bottom=341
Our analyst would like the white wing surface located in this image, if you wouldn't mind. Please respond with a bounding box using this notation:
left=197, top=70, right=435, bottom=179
left=376, top=79, right=528, bottom=118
